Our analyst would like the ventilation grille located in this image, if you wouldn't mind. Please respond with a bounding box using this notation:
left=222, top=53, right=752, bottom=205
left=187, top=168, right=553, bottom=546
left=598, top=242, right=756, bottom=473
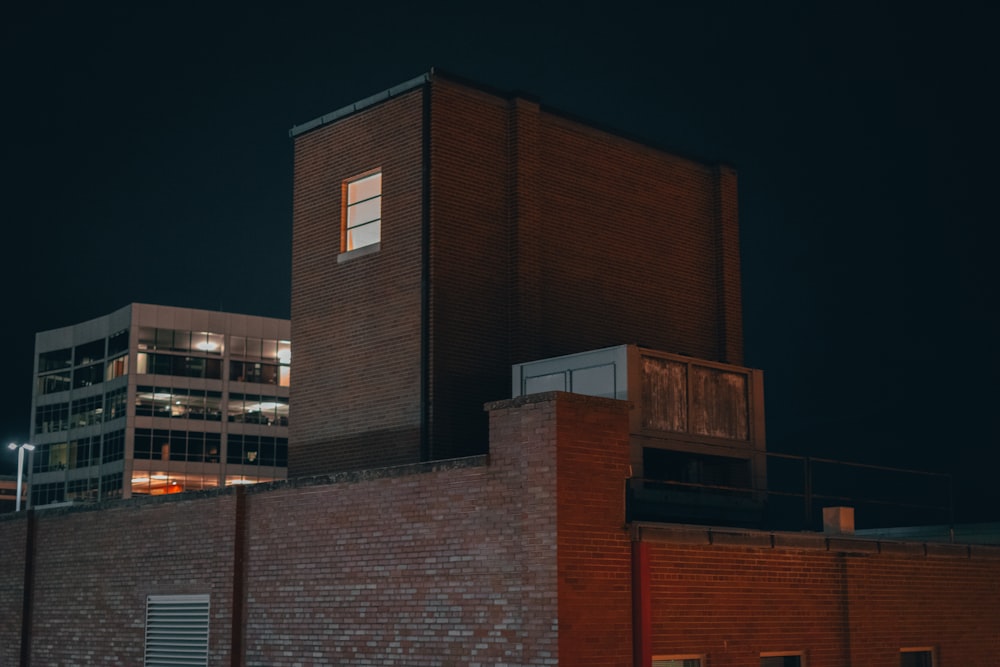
left=144, top=594, right=210, bottom=667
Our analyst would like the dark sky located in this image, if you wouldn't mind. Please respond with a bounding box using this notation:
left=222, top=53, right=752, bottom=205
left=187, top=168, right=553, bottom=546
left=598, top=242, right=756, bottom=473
left=2, top=3, right=996, bottom=520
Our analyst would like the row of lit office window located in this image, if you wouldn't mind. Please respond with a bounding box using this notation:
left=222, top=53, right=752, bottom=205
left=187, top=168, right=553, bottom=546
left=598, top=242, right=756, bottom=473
left=36, top=388, right=288, bottom=435
left=36, top=354, right=289, bottom=397
left=29, top=428, right=287, bottom=472
left=38, top=328, right=290, bottom=371
left=133, top=429, right=288, bottom=467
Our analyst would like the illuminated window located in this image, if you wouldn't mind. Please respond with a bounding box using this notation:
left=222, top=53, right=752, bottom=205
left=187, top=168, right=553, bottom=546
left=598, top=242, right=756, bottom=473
left=761, top=653, right=803, bottom=667
left=343, top=170, right=381, bottom=251
left=900, top=648, right=934, bottom=667
left=653, top=656, right=703, bottom=667
left=105, top=353, right=129, bottom=381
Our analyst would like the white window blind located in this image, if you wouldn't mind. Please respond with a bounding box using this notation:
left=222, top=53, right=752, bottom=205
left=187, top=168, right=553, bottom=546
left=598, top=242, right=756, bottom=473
left=144, top=594, right=210, bottom=666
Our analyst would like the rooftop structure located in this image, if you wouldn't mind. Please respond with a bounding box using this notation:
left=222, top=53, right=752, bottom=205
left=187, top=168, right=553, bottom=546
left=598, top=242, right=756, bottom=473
left=290, top=69, right=743, bottom=476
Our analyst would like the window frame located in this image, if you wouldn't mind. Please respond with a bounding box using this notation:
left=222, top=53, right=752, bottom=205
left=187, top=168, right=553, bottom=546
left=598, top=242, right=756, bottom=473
left=760, top=652, right=806, bottom=667
left=341, top=169, right=382, bottom=254
left=900, top=647, right=936, bottom=667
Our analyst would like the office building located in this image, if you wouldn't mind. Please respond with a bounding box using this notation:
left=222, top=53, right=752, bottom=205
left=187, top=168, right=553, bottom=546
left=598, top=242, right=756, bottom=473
left=29, top=303, right=290, bottom=505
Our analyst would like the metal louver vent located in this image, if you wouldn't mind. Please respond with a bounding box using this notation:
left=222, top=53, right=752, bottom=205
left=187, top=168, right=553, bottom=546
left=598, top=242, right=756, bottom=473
left=144, top=594, right=210, bottom=667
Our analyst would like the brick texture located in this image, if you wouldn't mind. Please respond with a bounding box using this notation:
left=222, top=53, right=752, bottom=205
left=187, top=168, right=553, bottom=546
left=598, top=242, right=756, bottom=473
left=645, top=536, right=1000, bottom=666
left=0, top=495, right=238, bottom=666
left=0, top=394, right=998, bottom=666
left=289, top=72, right=745, bottom=476
left=0, top=515, right=26, bottom=665
left=290, top=87, right=425, bottom=476
left=555, top=395, right=633, bottom=665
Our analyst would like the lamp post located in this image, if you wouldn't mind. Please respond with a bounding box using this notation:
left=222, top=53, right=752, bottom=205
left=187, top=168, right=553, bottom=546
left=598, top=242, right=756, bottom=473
left=7, top=443, right=35, bottom=512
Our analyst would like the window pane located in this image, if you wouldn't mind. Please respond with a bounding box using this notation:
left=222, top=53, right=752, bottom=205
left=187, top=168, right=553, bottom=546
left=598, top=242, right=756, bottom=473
left=347, top=197, right=381, bottom=227
left=108, top=328, right=129, bottom=355
left=348, top=172, right=381, bottom=203
left=39, top=348, right=72, bottom=372
left=75, top=339, right=105, bottom=366
left=347, top=220, right=380, bottom=250
left=277, top=340, right=291, bottom=364
left=230, top=335, right=246, bottom=357
left=137, top=326, right=156, bottom=349
left=155, top=328, right=174, bottom=351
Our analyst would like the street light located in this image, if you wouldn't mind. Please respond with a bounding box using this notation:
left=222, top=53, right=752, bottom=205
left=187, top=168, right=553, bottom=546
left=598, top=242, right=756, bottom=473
left=7, top=443, right=35, bottom=512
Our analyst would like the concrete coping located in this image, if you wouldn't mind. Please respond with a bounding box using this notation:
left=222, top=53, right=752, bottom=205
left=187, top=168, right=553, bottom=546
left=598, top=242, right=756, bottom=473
left=484, top=390, right=632, bottom=412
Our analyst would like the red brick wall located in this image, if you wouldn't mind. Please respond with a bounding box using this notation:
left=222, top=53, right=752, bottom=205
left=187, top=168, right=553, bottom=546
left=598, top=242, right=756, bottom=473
left=290, top=86, right=426, bottom=476
left=426, top=76, right=746, bottom=464
left=0, top=395, right=569, bottom=666
left=426, top=79, right=512, bottom=459
left=289, top=72, right=745, bottom=475
left=246, top=394, right=565, bottom=665
left=1, top=395, right=999, bottom=666
left=644, top=533, right=1000, bottom=666
left=648, top=541, right=851, bottom=665
left=555, top=394, right=634, bottom=666
left=0, top=495, right=238, bottom=665
left=846, top=550, right=1000, bottom=665
left=528, top=112, right=741, bottom=365
left=0, top=515, right=26, bottom=665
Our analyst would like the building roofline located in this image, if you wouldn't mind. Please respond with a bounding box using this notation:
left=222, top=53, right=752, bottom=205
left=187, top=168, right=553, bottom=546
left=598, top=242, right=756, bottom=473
left=288, top=71, right=433, bottom=138
left=631, top=521, right=1000, bottom=555
left=286, top=68, right=736, bottom=170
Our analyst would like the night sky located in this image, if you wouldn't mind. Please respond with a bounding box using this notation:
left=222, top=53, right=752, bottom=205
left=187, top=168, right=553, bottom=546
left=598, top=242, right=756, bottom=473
left=3, top=3, right=996, bottom=521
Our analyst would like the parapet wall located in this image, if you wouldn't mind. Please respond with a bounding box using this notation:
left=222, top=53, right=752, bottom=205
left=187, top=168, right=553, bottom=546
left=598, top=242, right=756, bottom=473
left=1, top=393, right=998, bottom=667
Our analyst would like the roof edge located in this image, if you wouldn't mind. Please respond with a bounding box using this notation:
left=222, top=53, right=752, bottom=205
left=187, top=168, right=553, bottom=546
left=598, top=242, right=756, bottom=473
left=288, top=71, right=432, bottom=138
left=287, top=68, right=737, bottom=170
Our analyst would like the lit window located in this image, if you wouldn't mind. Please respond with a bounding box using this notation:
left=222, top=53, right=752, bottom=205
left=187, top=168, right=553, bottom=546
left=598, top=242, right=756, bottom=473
left=900, top=648, right=935, bottom=667
left=761, top=653, right=804, bottom=667
left=343, top=171, right=381, bottom=251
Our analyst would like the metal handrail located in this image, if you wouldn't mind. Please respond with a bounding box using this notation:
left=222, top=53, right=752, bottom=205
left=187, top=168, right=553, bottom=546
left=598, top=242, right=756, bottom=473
left=626, top=450, right=954, bottom=531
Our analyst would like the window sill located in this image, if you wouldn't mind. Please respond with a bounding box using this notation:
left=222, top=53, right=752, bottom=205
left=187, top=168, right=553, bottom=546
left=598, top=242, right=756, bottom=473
left=337, top=242, right=380, bottom=264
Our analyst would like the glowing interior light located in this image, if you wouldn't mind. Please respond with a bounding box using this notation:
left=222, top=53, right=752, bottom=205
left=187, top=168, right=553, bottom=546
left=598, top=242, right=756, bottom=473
left=196, top=341, right=219, bottom=351
left=151, top=474, right=169, bottom=480
left=132, top=477, right=150, bottom=484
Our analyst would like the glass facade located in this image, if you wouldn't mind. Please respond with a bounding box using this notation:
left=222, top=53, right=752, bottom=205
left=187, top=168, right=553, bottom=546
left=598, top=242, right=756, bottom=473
left=28, top=304, right=290, bottom=507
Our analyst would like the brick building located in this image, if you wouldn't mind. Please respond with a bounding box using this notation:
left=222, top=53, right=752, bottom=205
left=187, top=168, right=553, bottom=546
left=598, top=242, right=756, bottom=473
left=3, top=72, right=996, bottom=666
left=289, top=70, right=743, bottom=476
left=1, top=393, right=997, bottom=666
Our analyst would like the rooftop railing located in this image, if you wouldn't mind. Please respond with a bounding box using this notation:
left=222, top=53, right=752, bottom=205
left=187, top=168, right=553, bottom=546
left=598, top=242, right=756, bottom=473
left=627, top=451, right=953, bottom=532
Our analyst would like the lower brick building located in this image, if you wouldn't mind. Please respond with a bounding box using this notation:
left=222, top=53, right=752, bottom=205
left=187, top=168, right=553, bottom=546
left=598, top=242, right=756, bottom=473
left=1, top=392, right=997, bottom=666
